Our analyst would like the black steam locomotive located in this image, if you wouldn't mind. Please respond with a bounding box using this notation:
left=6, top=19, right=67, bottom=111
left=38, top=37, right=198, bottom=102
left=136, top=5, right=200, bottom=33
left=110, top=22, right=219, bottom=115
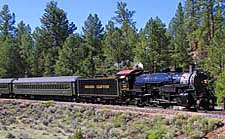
left=116, top=69, right=215, bottom=109
left=0, top=68, right=216, bottom=110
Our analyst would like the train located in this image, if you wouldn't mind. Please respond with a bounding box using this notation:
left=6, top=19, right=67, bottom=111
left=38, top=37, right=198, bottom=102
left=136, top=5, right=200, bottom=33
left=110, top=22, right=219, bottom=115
left=0, top=67, right=216, bottom=110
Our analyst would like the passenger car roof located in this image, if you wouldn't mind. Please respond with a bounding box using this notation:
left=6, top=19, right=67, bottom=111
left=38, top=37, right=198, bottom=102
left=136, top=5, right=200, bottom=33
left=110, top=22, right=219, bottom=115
left=0, top=78, right=15, bottom=83
left=13, top=76, right=79, bottom=83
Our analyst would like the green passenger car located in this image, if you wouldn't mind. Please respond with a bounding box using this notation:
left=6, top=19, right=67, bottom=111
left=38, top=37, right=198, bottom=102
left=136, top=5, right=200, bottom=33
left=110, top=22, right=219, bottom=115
left=0, top=79, right=14, bottom=95
left=13, top=76, right=79, bottom=96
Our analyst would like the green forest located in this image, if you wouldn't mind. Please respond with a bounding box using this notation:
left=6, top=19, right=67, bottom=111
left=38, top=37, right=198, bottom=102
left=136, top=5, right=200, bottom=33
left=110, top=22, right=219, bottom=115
left=0, top=1, right=224, bottom=102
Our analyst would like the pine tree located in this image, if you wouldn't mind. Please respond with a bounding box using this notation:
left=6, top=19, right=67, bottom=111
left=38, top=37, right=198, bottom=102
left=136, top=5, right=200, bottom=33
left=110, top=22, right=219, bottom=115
left=205, top=27, right=225, bottom=77
left=185, top=0, right=216, bottom=66
left=15, top=21, right=34, bottom=77
left=215, top=70, right=225, bottom=105
left=184, top=0, right=199, bottom=33
left=0, top=37, right=10, bottom=77
left=112, top=1, right=137, bottom=68
left=43, top=52, right=55, bottom=76
left=36, top=1, right=76, bottom=76
left=142, top=17, right=170, bottom=72
left=104, top=21, right=123, bottom=71
left=55, top=35, right=82, bottom=76
left=0, top=4, right=17, bottom=77
left=112, top=1, right=136, bottom=28
left=214, top=0, right=225, bottom=32
left=169, top=2, right=190, bottom=69
left=133, top=29, right=150, bottom=69
left=82, top=14, right=104, bottom=77
left=183, top=0, right=225, bottom=67
left=32, top=27, right=45, bottom=77
left=198, top=0, right=215, bottom=42
left=184, top=0, right=199, bottom=63
left=0, top=37, right=19, bottom=78
left=0, top=4, right=16, bottom=41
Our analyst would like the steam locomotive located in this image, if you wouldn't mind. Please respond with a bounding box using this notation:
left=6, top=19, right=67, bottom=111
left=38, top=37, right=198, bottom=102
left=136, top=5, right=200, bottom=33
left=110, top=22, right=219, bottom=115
left=116, top=68, right=215, bottom=109
left=0, top=67, right=216, bottom=110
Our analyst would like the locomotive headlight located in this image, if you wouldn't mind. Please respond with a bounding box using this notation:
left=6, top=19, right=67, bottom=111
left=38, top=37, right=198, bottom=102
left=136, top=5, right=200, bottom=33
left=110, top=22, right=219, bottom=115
left=203, top=80, right=208, bottom=84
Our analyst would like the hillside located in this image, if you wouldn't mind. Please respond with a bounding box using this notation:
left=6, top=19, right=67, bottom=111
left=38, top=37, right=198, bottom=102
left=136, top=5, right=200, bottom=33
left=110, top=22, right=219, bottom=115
left=0, top=99, right=224, bottom=139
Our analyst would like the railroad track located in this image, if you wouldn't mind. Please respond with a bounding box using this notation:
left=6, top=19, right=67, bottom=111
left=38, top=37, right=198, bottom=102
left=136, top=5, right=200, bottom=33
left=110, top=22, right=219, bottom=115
left=1, top=98, right=224, bottom=119
left=74, top=102, right=225, bottom=119
left=197, top=110, right=225, bottom=119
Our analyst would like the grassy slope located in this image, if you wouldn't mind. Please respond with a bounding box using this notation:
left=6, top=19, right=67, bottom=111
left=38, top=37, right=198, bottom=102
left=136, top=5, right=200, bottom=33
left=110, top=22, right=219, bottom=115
left=0, top=100, right=223, bottom=139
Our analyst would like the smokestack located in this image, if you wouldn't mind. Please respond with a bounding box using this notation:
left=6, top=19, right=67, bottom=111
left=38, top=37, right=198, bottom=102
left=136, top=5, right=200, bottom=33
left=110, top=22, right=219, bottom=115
left=189, top=64, right=195, bottom=73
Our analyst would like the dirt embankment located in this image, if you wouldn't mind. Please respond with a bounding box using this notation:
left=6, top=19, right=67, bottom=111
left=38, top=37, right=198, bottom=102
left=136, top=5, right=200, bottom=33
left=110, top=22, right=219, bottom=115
left=0, top=99, right=224, bottom=139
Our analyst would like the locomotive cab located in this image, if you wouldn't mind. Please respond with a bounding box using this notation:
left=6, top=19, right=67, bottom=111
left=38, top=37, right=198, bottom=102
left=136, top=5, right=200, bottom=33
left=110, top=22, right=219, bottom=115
left=116, top=69, right=143, bottom=95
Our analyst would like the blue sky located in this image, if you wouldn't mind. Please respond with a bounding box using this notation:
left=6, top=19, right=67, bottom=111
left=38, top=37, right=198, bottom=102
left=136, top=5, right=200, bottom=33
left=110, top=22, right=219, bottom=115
left=0, top=0, right=184, bottom=33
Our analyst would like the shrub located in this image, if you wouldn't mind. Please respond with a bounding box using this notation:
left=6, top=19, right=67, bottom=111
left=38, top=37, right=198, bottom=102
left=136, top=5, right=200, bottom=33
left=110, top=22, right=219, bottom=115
left=109, top=128, right=122, bottom=138
left=5, top=132, right=16, bottom=139
left=207, top=118, right=220, bottom=131
left=214, top=71, right=225, bottom=105
left=8, top=108, right=17, bottom=114
left=68, top=128, right=83, bottom=139
left=131, top=119, right=150, bottom=133
left=147, top=119, right=169, bottom=139
left=175, top=118, right=186, bottom=129
left=187, top=115, right=202, bottom=124
left=172, top=114, right=188, bottom=128
left=41, top=100, right=54, bottom=108
left=111, top=114, right=127, bottom=128
left=188, top=130, right=204, bottom=139
left=182, top=124, right=193, bottom=135
left=218, top=134, right=225, bottom=139
left=147, top=127, right=166, bottom=139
